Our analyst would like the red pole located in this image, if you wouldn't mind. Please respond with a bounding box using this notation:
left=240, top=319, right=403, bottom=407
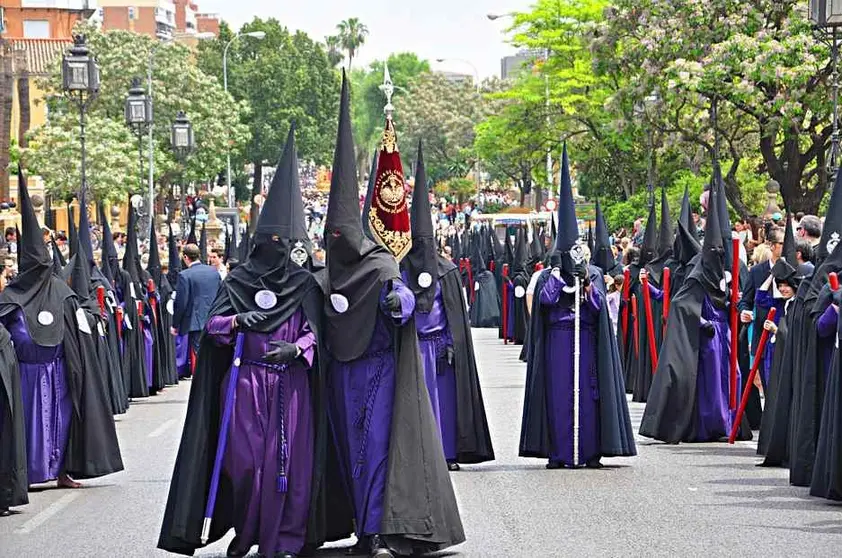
left=631, top=294, right=639, bottom=357
left=116, top=307, right=123, bottom=341
left=147, top=279, right=158, bottom=324
left=468, top=261, right=475, bottom=304
left=96, top=285, right=107, bottom=319
left=662, top=267, right=671, bottom=338
left=729, top=307, right=777, bottom=443
left=137, top=301, right=145, bottom=338
left=502, top=264, right=509, bottom=345
left=489, top=260, right=496, bottom=273
left=641, top=275, right=659, bottom=374
left=534, top=262, right=544, bottom=272
left=729, top=237, right=740, bottom=410
left=621, top=268, right=631, bottom=343
left=830, top=272, right=840, bottom=292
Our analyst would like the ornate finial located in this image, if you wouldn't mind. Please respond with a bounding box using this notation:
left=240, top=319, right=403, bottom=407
left=379, top=63, right=395, bottom=119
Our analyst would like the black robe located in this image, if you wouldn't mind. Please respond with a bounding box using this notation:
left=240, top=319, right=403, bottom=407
left=0, top=323, right=27, bottom=510
left=509, top=267, right=531, bottom=345
left=158, top=275, right=353, bottom=554
left=469, top=269, right=500, bottom=328
left=115, top=267, right=149, bottom=399
left=438, top=258, right=495, bottom=464
left=757, top=299, right=793, bottom=463
left=519, top=267, right=636, bottom=459
left=638, top=277, right=752, bottom=443
left=811, top=301, right=842, bottom=500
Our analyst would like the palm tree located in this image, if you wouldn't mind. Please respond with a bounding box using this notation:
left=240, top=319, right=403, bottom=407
left=336, top=18, right=369, bottom=70
left=324, top=35, right=344, bottom=67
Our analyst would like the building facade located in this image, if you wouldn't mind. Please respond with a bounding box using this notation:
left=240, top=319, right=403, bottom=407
left=0, top=0, right=94, bottom=39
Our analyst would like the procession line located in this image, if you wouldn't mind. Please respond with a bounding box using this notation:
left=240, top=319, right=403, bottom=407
left=15, top=492, right=82, bottom=534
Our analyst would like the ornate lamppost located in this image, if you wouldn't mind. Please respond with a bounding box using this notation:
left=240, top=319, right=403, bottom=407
left=125, top=77, right=152, bottom=237
left=171, top=111, right=195, bottom=237
left=809, top=1, right=842, bottom=178
left=62, top=35, right=100, bottom=202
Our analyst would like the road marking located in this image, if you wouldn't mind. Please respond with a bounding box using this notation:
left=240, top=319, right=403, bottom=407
left=148, top=419, right=176, bottom=438
left=15, top=492, right=82, bottom=534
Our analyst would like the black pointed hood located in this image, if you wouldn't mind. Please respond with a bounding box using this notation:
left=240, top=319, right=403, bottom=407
left=167, top=223, right=181, bottom=288
left=0, top=167, right=74, bottom=346
left=98, top=203, right=117, bottom=287
left=361, top=149, right=379, bottom=242
left=688, top=177, right=727, bottom=307
left=713, top=165, right=734, bottom=261
left=587, top=223, right=595, bottom=257
left=403, top=142, right=440, bottom=312
left=51, top=237, right=66, bottom=275
left=817, top=168, right=842, bottom=263
left=592, top=200, right=616, bottom=273
left=782, top=211, right=797, bottom=266
left=67, top=204, right=77, bottom=260
left=551, top=144, right=585, bottom=274
left=147, top=220, right=163, bottom=287
left=187, top=216, right=197, bottom=245
left=223, top=223, right=231, bottom=265
left=324, top=71, right=400, bottom=362
left=530, top=223, right=544, bottom=264
left=199, top=223, right=207, bottom=264
left=77, top=198, right=95, bottom=266
left=513, top=227, right=528, bottom=273
left=657, top=188, right=673, bottom=259
left=122, top=198, right=141, bottom=284
left=238, top=225, right=251, bottom=264
left=673, top=185, right=701, bottom=264
left=67, top=227, right=92, bottom=303
left=640, top=200, right=658, bottom=266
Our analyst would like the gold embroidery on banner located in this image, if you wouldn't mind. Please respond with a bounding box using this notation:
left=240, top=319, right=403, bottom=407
left=375, top=170, right=407, bottom=213
left=381, top=119, right=399, bottom=154
left=369, top=206, right=412, bottom=261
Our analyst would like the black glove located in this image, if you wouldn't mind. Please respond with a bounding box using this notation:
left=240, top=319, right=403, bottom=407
left=701, top=321, right=716, bottom=338
left=446, top=346, right=455, bottom=366
left=236, top=311, right=266, bottom=329
left=384, top=290, right=402, bottom=313
left=263, top=340, right=299, bottom=365
left=573, top=263, right=588, bottom=281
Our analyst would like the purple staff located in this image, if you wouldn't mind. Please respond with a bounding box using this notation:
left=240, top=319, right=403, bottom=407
left=201, top=331, right=245, bottom=544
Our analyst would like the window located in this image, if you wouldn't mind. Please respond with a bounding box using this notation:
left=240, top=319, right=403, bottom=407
left=23, top=20, right=50, bottom=39
left=128, top=7, right=136, bottom=20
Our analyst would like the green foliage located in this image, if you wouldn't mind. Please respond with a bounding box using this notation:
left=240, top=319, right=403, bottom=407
left=434, top=177, right=476, bottom=203
left=25, top=24, right=248, bottom=202
left=336, top=18, right=369, bottom=70
left=198, top=18, right=338, bottom=181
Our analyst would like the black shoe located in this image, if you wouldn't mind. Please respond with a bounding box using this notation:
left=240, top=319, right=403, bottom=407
left=0, top=508, right=10, bottom=517
left=447, top=461, right=460, bottom=472
left=227, top=537, right=249, bottom=558
left=586, top=459, right=604, bottom=469
left=546, top=461, right=563, bottom=470
left=344, top=536, right=371, bottom=556
left=370, top=535, right=394, bottom=558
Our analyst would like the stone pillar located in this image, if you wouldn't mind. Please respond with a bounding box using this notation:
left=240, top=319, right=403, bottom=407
left=763, top=179, right=781, bottom=219
left=204, top=199, right=224, bottom=243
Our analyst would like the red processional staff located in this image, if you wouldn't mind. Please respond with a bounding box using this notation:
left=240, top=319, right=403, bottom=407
left=640, top=270, right=659, bottom=374
left=367, top=65, right=412, bottom=261
left=621, top=268, right=631, bottom=346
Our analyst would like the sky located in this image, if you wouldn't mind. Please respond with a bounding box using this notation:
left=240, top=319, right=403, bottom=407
left=197, top=0, right=533, bottom=78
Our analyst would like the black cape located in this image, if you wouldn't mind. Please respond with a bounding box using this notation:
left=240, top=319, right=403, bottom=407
left=810, top=299, right=842, bottom=500
left=438, top=258, right=495, bottom=464
left=0, top=323, right=27, bottom=509
left=158, top=273, right=353, bottom=554
left=519, top=267, right=636, bottom=459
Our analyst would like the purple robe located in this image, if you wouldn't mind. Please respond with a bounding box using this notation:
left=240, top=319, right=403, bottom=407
left=755, top=290, right=785, bottom=387
left=2, top=309, right=70, bottom=484
left=539, top=274, right=601, bottom=466
left=817, top=304, right=839, bottom=382
left=693, top=296, right=740, bottom=442
left=143, top=324, right=154, bottom=389
left=206, top=309, right=315, bottom=555
left=413, top=281, right=456, bottom=460
left=174, top=333, right=189, bottom=379
left=329, top=282, right=415, bottom=536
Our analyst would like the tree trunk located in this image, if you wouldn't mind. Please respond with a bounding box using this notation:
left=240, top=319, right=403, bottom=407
left=248, top=162, right=263, bottom=233
left=534, top=181, right=544, bottom=211
left=0, top=40, right=13, bottom=199
left=16, top=50, right=30, bottom=149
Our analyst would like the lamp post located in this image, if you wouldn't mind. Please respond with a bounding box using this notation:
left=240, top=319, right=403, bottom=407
left=172, top=111, right=195, bottom=238
left=223, top=30, right=267, bottom=208
left=125, top=77, right=152, bottom=235
left=634, top=91, right=661, bottom=201
left=62, top=35, right=100, bottom=203
left=809, top=1, right=842, bottom=179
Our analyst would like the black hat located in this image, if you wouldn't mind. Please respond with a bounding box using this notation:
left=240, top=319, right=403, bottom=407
left=404, top=141, right=439, bottom=312
left=199, top=223, right=207, bottom=264
left=122, top=197, right=141, bottom=283
left=167, top=223, right=181, bottom=287
left=688, top=174, right=727, bottom=304
left=67, top=204, right=77, bottom=260
left=656, top=188, right=673, bottom=259
left=98, top=203, right=116, bottom=286
left=147, top=220, right=162, bottom=287
left=592, top=199, right=616, bottom=273
left=674, top=185, right=701, bottom=264
left=640, top=199, right=658, bottom=266
left=816, top=168, right=842, bottom=263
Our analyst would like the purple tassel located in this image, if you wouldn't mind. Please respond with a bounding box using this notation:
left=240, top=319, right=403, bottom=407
left=277, top=475, right=287, bottom=494
left=353, top=463, right=362, bottom=479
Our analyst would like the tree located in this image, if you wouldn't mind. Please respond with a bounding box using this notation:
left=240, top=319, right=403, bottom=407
left=395, top=72, right=492, bottom=185
left=0, top=39, right=13, bottom=198
left=597, top=0, right=831, bottom=215
left=324, top=35, right=344, bottom=67
left=25, top=24, right=248, bottom=203
left=198, top=18, right=338, bottom=206
left=336, top=18, right=369, bottom=70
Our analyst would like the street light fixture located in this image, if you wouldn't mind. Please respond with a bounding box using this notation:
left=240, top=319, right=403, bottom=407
left=171, top=111, right=195, bottom=237
left=223, top=30, right=267, bottom=208
left=125, top=77, right=152, bottom=230
left=810, top=1, right=842, bottom=178
left=62, top=34, right=99, bottom=202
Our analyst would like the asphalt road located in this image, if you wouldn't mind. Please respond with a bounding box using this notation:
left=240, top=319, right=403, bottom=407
left=2, top=328, right=841, bottom=557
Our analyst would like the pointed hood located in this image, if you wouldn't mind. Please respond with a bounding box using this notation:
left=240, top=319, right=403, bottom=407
left=199, top=223, right=207, bottom=264
left=147, top=220, right=163, bottom=287
left=187, top=216, right=197, bottom=245
left=587, top=223, right=595, bottom=257
left=228, top=219, right=239, bottom=263
left=673, top=185, right=701, bottom=264
left=713, top=165, right=733, bottom=261
left=687, top=177, right=727, bottom=306
left=403, top=142, right=440, bottom=312
left=817, top=168, right=842, bottom=263
left=238, top=225, right=251, bottom=264
left=640, top=200, right=658, bottom=266
left=167, top=223, right=181, bottom=288
left=324, top=71, right=401, bottom=362
left=361, top=149, right=379, bottom=242
left=530, top=222, right=544, bottom=264
left=223, top=223, right=231, bottom=265
left=656, top=188, right=673, bottom=259
left=552, top=144, right=585, bottom=274
left=592, top=200, right=616, bottom=273
left=77, top=199, right=95, bottom=266
left=122, top=198, right=141, bottom=283
left=513, top=227, right=528, bottom=273
left=51, top=237, right=66, bottom=275
left=67, top=205, right=77, bottom=260
left=0, top=167, right=74, bottom=346
left=67, top=227, right=92, bottom=302
left=98, top=202, right=117, bottom=287
left=782, top=211, right=797, bottom=266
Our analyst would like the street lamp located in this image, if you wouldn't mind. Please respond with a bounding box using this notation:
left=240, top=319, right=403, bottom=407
left=125, top=77, right=152, bottom=226
left=435, top=58, right=481, bottom=93
left=62, top=34, right=99, bottom=202
left=634, top=91, right=661, bottom=201
left=809, top=1, right=842, bottom=178
left=171, top=111, right=195, bottom=238
left=223, top=30, right=267, bottom=208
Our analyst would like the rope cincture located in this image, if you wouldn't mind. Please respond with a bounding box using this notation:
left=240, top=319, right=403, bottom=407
left=352, top=348, right=391, bottom=479
left=242, top=358, right=290, bottom=493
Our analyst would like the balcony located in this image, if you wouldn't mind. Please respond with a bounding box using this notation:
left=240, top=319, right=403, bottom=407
left=21, top=1, right=94, bottom=9
left=155, top=22, right=173, bottom=40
